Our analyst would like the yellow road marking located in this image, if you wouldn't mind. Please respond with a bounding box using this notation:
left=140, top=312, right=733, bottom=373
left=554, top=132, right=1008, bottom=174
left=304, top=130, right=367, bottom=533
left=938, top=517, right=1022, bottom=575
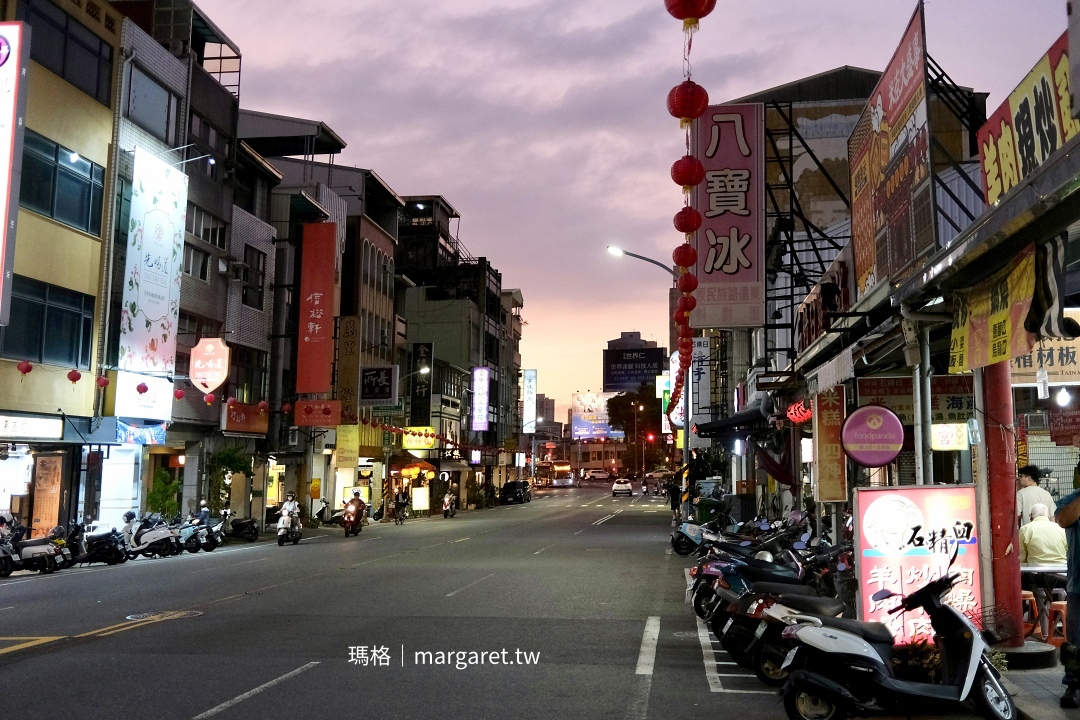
left=0, top=636, right=65, bottom=655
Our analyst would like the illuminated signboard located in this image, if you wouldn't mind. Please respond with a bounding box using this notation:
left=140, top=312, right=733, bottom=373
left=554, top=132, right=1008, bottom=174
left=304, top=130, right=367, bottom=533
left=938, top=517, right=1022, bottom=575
left=0, top=22, right=27, bottom=327
left=930, top=423, right=969, bottom=451
left=472, top=367, right=490, bottom=432
left=523, top=369, right=537, bottom=432
left=189, top=338, right=230, bottom=394
left=403, top=426, right=436, bottom=451
left=113, top=370, right=173, bottom=422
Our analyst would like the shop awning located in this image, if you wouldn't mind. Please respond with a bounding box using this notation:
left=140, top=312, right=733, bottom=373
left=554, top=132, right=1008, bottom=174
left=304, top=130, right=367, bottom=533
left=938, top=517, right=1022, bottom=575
left=389, top=457, right=436, bottom=473
left=694, top=396, right=772, bottom=438
left=440, top=459, right=469, bottom=472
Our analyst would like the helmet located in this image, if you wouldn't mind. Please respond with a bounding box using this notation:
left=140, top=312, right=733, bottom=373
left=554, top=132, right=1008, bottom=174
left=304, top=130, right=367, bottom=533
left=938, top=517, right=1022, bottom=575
left=286, top=492, right=295, bottom=499
left=50, top=525, right=64, bottom=539
left=123, top=511, right=136, bottom=523
left=199, top=500, right=207, bottom=507
left=353, top=490, right=361, bottom=496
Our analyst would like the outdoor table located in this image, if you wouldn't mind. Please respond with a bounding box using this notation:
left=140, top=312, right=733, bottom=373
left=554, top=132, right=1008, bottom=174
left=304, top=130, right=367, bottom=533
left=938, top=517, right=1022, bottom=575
left=1020, top=564, right=1068, bottom=640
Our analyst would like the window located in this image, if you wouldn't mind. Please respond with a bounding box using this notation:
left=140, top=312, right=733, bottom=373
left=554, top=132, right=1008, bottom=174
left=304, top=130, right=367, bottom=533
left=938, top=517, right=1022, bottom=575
left=126, top=65, right=179, bottom=144
left=20, top=129, right=105, bottom=235
left=242, top=245, right=265, bottom=309
left=186, top=203, right=227, bottom=249
left=20, top=0, right=113, bottom=106
left=0, top=275, right=94, bottom=368
left=183, top=243, right=210, bottom=281
left=228, top=345, right=268, bottom=404
left=178, top=311, right=220, bottom=342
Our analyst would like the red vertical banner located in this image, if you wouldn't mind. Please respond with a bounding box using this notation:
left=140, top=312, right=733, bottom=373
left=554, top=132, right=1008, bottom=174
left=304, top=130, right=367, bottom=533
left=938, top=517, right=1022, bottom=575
left=813, top=385, right=847, bottom=503
left=296, top=223, right=337, bottom=393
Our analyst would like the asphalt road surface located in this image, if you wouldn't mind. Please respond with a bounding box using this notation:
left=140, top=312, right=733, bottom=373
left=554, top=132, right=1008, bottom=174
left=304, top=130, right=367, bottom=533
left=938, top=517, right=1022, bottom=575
left=0, top=484, right=788, bottom=720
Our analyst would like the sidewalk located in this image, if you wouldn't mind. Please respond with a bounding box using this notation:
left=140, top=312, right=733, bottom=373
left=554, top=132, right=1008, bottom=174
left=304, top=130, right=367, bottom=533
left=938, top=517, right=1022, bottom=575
left=1004, top=663, right=1074, bottom=720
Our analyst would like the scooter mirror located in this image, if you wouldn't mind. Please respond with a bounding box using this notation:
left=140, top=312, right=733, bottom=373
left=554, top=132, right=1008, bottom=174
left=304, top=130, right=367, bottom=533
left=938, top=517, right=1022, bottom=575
left=792, top=541, right=806, bottom=550
left=871, top=588, right=896, bottom=601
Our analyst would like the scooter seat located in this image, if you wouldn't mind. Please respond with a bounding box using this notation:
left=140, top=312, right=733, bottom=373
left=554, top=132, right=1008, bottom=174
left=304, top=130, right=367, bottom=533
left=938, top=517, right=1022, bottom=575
left=17, top=537, right=52, bottom=548
left=738, top=565, right=804, bottom=585
left=779, top=594, right=846, bottom=617
left=819, top=616, right=893, bottom=644
left=751, top=582, right=817, bottom=597
left=713, top=541, right=758, bottom=558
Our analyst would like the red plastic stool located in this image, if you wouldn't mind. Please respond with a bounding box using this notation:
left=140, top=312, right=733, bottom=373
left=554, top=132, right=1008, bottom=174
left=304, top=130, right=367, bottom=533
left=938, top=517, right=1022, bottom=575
left=1022, top=591, right=1037, bottom=636
left=1048, top=601, right=1068, bottom=647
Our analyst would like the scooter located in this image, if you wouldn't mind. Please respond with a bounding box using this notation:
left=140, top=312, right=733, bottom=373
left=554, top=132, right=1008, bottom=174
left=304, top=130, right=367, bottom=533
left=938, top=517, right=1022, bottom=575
left=204, top=517, right=225, bottom=550
left=780, top=570, right=1015, bottom=720
left=123, top=511, right=180, bottom=559
left=641, top=481, right=649, bottom=496
left=65, top=518, right=128, bottom=566
left=343, top=501, right=364, bottom=536
left=3, top=521, right=64, bottom=574
left=277, top=511, right=302, bottom=546
left=222, top=509, right=259, bottom=542
left=315, top=500, right=346, bottom=527
left=442, top=494, right=457, bottom=519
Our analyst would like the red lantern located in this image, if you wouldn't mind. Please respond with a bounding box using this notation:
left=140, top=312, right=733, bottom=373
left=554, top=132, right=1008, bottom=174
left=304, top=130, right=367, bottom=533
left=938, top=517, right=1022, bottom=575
left=304, top=405, right=314, bottom=415
left=673, top=206, right=702, bottom=234
left=281, top=403, right=293, bottom=415
left=16, top=360, right=32, bottom=376
left=136, top=382, right=149, bottom=395
left=226, top=397, right=237, bottom=407
left=664, top=0, right=717, bottom=30
left=360, top=417, right=369, bottom=425
left=677, top=273, right=699, bottom=293
left=679, top=337, right=694, bottom=350
left=673, top=309, right=689, bottom=326
left=678, top=294, right=697, bottom=312
left=257, top=400, right=269, bottom=413
left=672, top=243, right=697, bottom=268
left=678, top=324, right=694, bottom=339
left=667, top=80, right=709, bottom=127
left=96, top=375, right=110, bottom=388
left=205, top=393, right=215, bottom=405
left=67, top=369, right=82, bottom=384
left=671, top=155, right=705, bottom=190
left=322, top=406, right=332, bottom=416
left=173, top=388, right=185, bottom=400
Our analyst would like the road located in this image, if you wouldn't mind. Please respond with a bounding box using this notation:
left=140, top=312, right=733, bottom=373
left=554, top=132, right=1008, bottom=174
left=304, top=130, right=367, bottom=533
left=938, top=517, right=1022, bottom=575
left=0, top=484, right=783, bottom=720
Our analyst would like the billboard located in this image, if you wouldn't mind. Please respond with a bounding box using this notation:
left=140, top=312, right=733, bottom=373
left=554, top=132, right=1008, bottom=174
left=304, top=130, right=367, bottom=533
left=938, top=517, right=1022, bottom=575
left=848, top=3, right=934, bottom=297
left=337, top=316, right=360, bottom=424
left=294, top=399, right=341, bottom=427
left=855, top=485, right=982, bottom=643
left=295, top=223, right=337, bottom=393
left=113, top=370, right=173, bottom=422
left=1011, top=309, right=1080, bottom=385
left=602, top=348, right=666, bottom=392
left=523, top=369, right=537, bottom=432
left=856, top=376, right=974, bottom=424
left=471, top=366, right=490, bottom=432
left=978, top=31, right=1080, bottom=205
left=0, top=23, right=28, bottom=326
left=221, top=401, right=269, bottom=435
left=118, top=147, right=188, bottom=373
left=571, top=392, right=625, bottom=440
left=691, top=103, right=766, bottom=327
left=359, top=365, right=399, bottom=406
left=409, top=343, right=433, bottom=426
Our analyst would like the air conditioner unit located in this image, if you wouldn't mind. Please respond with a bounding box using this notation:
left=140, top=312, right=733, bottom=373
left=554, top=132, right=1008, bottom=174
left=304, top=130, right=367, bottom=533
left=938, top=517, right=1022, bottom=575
left=313, top=434, right=325, bottom=453
left=1025, top=412, right=1048, bottom=432
left=286, top=426, right=299, bottom=446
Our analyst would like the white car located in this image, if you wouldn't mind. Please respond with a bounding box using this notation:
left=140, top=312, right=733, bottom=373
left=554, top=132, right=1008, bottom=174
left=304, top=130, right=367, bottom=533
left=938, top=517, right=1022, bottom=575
left=612, top=479, right=633, bottom=497
left=644, top=470, right=674, bottom=480
left=586, top=469, right=611, bottom=480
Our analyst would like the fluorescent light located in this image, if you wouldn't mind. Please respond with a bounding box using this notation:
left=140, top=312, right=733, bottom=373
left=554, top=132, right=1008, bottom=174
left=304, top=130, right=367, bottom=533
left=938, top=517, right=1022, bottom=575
left=208, top=157, right=216, bottom=166
left=1057, top=387, right=1071, bottom=407
left=419, top=366, right=430, bottom=375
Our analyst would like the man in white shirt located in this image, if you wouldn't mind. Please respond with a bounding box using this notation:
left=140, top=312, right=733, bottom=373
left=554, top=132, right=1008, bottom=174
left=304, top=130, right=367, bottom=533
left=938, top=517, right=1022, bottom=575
left=1017, top=465, right=1056, bottom=527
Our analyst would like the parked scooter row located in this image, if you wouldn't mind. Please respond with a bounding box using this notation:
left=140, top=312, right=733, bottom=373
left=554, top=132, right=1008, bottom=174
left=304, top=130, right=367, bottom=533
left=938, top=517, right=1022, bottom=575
left=0, top=512, right=131, bottom=576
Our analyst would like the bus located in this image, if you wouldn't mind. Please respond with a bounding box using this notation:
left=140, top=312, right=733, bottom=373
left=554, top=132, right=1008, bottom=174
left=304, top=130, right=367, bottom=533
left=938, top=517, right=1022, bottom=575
left=535, top=461, right=576, bottom=487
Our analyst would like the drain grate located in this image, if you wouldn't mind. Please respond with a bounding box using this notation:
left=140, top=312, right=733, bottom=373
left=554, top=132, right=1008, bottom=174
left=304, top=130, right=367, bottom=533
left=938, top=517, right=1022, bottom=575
left=125, top=610, right=203, bottom=621
left=126, top=612, right=165, bottom=621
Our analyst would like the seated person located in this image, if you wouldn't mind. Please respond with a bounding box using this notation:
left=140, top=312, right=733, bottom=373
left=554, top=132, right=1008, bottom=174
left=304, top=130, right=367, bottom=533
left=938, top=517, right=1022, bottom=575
left=1020, top=503, right=1068, bottom=638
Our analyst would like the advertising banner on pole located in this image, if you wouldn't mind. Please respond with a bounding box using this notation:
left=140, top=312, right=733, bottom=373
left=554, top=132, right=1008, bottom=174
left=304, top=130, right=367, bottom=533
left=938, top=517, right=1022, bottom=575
left=337, top=316, right=360, bottom=424
left=295, top=223, right=337, bottom=393
left=471, top=366, right=490, bottom=432
left=691, top=102, right=765, bottom=328
left=523, top=369, right=537, bottom=432
left=410, top=343, right=433, bottom=427
left=0, top=22, right=28, bottom=327
left=119, top=147, right=189, bottom=374
left=813, top=386, right=846, bottom=503
left=848, top=2, right=934, bottom=298
left=855, top=485, right=982, bottom=643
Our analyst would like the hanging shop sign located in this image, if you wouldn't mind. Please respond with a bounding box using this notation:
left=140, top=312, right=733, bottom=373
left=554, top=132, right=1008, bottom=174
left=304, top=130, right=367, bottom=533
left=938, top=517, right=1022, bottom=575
left=359, top=365, right=399, bottom=406
left=949, top=243, right=1036, bottom=373
left=337, top=424, right=359, bottom=468
left=856, top=376, right=974, bottom=424
left=691, top=337, right=711, bottom=449
left=855, top=485, right=982, bottom=643
left=410, top=343, right=434, bottom=427
left=1048, top=407, right=1080, bottom=447
left=294, top=400, right=341, bottom=427
left=1010, top=309, right=1080, bottom=385
left=221, top=401, right=269, bottom=435
left=471, top=365, right=489, bottom=432
left=523, top=369, right=537, bottom=432
left=118, top=147, right=189, bottom=373
left=930, top=423, right=969, bottom=451
left=978, top=31, right=1080, bottom=205
left=188, top=338, right=230, bottom=394
left=690, top=102, right=766, bottom=328
left=796, top=256, right=851, bottom=353
left=842, top=405, right=904, bottom=468
left=403, top=426, right=436, bottom=451
left=112, top=370, right=173, bottom=422
left=849, top=3, right=934, bottom=298
left=337, top=316, right=360, bottom=424
left=296, top=223, right=337, bottom=393
left=0, top=22, right=28, bottom=326
left=813, top=386, right=846, bottom=503
left=667, top=351, right=688, bottom=429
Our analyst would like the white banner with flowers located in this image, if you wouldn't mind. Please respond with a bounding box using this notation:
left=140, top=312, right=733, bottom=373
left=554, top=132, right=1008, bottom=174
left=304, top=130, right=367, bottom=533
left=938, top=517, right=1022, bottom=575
left=118, top=147, right=188, bottom=374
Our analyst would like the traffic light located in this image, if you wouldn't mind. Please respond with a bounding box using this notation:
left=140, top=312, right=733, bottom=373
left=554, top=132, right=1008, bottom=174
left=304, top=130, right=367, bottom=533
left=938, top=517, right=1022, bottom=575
left=646, top=433, right=655, bottom=442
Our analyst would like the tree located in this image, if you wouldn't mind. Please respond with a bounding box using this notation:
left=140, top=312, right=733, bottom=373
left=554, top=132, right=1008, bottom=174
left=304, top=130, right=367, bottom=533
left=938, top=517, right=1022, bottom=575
left=146, top=468, right=180, bottom=518
left=206, top=445, right=253, bottom=514
left=607, top=384, right=665, bottom=473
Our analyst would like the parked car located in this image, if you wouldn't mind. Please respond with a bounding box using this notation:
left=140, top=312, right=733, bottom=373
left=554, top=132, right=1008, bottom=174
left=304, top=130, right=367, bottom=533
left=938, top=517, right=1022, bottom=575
left=644, top=470, right=674, bottom=480
left=499, top=481, right=532, bottom=504
left=612, top=479, right=633, bottom=497
left=586, top=469, right=611, bottom=480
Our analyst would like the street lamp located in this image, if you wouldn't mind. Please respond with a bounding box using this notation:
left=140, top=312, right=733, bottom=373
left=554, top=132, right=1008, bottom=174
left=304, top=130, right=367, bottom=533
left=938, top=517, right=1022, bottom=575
left=607, top=245, right=678, bottom=280
left=530, top=416, right=544, bottom=478
left=634, top=404, right=643, bottom=477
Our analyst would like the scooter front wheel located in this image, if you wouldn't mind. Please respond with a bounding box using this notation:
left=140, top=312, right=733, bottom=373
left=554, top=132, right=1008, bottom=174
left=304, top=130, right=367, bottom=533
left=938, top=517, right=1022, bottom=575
left=971, top=664, right=1016, bottom=720
left=278, top=535, right=286, bottom=546
left=671, top=535, right=696, bottom=556
left=783, top=682, right=846, bottom=720
left=751, top=645, right=789, bottom=687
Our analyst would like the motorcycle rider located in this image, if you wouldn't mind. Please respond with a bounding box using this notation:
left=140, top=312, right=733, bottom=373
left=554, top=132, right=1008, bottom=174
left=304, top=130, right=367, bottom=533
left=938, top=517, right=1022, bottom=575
left=194, top=499, right=210, bottom=525
left=282, top=492, right=300, bottom=517
left=346, top=490, right=366, bottom=517
left=394, top=486, right=409, bottom=522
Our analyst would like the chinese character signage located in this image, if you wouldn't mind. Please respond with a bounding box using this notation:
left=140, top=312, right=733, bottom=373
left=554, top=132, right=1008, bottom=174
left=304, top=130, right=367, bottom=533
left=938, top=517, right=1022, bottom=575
left=360, top=366, right=399, bottom=406
left=690, top=338, right=711, bottom=449
left=410, top=343, right=433, bottom=427
left=220, top=401, right=269, bottom=435
left=978, top=32, right=1080, bottom=205
left=337, top=316, right=360, bottom=424
left=294, top=400, right=341, bottom=427
left=523, top=369, right=537, bottom=432
left=1010, top=309, right=1080, bottom=385
left=0, top=414, right=62, bottom=439
left=471, top=365, right=490, bottom=432
left=337, top=424, right=359, bottom=468
left=691, top=102, right=765, bottom=328
left=571, top=392, right=625, bottom=440
left=856, top=376, right=975, bottom=424
left=602, top=348, right=666, bottom=392
left=930, top=423, right=969, bottom=451
left=842, top=405, right=904, bottom=468
left=118, top=147, right=189, bottom=373
left=403, top=426, right=436, bottom=451
left=189, top=338, right=229, bottom=394
left=855, top=485, right=982, bottom=643
left=296, top=223, right=337, bottom=393
left=668, top=351, right=688, bottom=429
left=848, top=3, right=934, bottom=297
left=1048, top=407, right=1080, bottom=447
left=949, top=243, right=1036, bottom=373
left=813, top=386, right=846, bottom=503
left=0, top=23, right=28, bottom=326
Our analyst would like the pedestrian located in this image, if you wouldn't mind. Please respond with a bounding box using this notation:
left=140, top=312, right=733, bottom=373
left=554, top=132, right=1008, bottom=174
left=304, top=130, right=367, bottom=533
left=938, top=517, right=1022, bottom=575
left=1054, top=488, right=1080, bottom=707
left=1018, top=465, right=1056, bottom=527
left=1020, top=503, right=1068, bottom=639
left=668, top=480, right=679, bottom=522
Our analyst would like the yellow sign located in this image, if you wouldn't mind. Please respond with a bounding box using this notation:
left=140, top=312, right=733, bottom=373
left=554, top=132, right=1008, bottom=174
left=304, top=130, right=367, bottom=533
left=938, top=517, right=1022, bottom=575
left=930, top=423, right=969, bottom=451
left=337, top=424, right=359, bottom=468
left=309, top=478, right=321, bottom=498
left=1010, top=309, right=1080, bottom=385
left=403, top=426, right=436, bottom=450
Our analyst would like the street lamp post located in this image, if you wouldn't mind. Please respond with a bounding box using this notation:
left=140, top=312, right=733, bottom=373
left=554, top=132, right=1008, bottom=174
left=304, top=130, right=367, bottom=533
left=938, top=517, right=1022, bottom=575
left=529, top=416, right=544, bottom=478
left=380, top=364, right=429, bottom=521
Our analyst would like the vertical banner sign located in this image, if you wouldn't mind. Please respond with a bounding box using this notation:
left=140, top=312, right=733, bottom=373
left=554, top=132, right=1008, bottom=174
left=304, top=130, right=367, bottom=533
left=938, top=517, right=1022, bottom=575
left=848, top=3, right=934, bottom=298
left=523, top=369, right=537, bottom=432
left=337, top=424, right=359, bottom=468
left=119, top=147, right=189, bottom=373
left=0, top=22, right=27, bottom=326
left=668, top=351, right=689, bottom=429
left=691, top=102, right=765, bottom=328
left=471, top=366, right=490, bottom=432
left=978, top=32, right=1080, bottom=205
left=337, top=316, right=360, bottom=424
left=296, top=223, right=337, bottom=393
left=690, top=338, right=711, bottom=448
left=813, top=385, right=847, bottom=503
left=410, top=343, right=433, bottom=426
left=855, top=485, right=982, bottom=642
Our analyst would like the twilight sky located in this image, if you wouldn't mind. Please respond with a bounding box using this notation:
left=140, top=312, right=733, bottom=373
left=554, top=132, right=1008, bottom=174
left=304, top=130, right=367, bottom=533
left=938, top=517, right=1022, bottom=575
left=200, top=0, right=1065, bottom=420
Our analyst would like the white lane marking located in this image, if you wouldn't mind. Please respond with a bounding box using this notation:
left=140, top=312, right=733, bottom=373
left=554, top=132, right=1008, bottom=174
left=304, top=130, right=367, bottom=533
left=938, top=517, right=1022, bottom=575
left=665, top=548, right=673, bottom=555
left=592, top=514, right=616, bottom=526
left=446, top=573, right=495, bottom=597
left=192, top=662, right=320, bottom=718
left=534, top=545, right=554, bottom=555
left=452, top=538, right=470, bottom=543
left=696, top=616, right=724, bottom=692
left=684, top=568, right=692, bottom=604
left=190, top=557, right=268, bottom=574
left=0, top=606, right=13, bottom=610
left=636, top=616, right=661, bottom=675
